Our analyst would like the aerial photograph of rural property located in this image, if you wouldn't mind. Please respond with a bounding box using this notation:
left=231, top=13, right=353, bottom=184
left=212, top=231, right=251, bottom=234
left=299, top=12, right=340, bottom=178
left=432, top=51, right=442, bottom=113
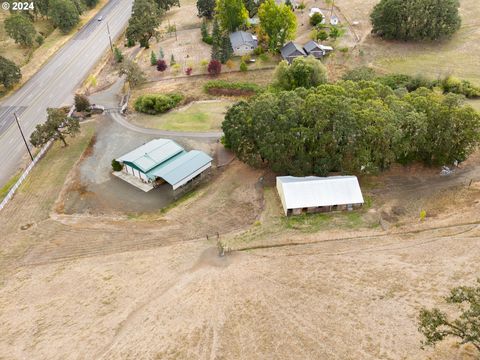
left=0, top=0, right=480, bottom=358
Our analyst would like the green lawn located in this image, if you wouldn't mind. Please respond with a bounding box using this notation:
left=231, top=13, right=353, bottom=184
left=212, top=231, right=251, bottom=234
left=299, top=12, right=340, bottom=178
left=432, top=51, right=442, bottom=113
left=132, top=100, right=233, bottom=132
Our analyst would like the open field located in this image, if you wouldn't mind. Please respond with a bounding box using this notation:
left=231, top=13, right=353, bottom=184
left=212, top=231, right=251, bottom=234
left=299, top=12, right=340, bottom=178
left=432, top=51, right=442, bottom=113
left=130, top=100, right=234, bottom=131
left=329, top=0, right=480, bottom=84
left=1, top=107, right=480, bottom=358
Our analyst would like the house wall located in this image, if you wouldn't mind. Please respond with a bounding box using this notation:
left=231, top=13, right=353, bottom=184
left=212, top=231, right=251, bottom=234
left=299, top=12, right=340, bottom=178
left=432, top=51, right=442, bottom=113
left=234, top=44, right=255, bottom=56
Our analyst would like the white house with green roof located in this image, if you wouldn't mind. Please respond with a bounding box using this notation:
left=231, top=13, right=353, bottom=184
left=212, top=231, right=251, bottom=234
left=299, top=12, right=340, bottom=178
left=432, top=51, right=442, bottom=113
left=116, top=139, right=212, bottom=192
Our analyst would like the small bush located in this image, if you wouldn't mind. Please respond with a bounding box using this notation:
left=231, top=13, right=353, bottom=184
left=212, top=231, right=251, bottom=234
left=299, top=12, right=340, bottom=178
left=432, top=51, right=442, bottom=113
left=241, top=54, right=251, bottom=63
left=316, top=29, right=328, bottom=41
left=172, top=63, right=181, bottom=75
left=112, top=159, right=123, bottom=172
left=225, top=59, right=235, bottom=69
left=185, top=67, right=193, bottom=75
left=253, top=46, right=264, bottom=56
left=35, top=35, right=44, bottom=46
left=258, top=53, right=269, bottom=62
left=74, top=94, right=90, bottom=112
left=439, top=76, right=480, bottom=98
left=204, top=80, right=261, bottom=96
left=310, top=13, right=324, bottom=27
left=114, top=46, right=124, bottom=63
left=240, top=61, right=248, bottom=72
left=342, top=67, right=377, bottom=81
left=207, top=59, right=222, bottom=76
left=134, top=93, right=184, bottom=114
left=157, top=59, right=167, bottom=72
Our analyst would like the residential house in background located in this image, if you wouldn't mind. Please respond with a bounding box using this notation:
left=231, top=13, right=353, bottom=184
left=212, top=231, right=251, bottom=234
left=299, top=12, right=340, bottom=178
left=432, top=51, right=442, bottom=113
left=303, top=40, right=333, bottom=59
left=280, top=41, right=307, bottom=63
left=229, top=31, right=258, bottom=56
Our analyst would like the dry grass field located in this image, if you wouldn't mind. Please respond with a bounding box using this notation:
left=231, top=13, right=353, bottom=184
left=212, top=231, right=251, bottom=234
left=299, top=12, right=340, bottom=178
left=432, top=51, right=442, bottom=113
left=0, top=115, right=480, bottom=359
left=330, top=0, right=480, bottom=85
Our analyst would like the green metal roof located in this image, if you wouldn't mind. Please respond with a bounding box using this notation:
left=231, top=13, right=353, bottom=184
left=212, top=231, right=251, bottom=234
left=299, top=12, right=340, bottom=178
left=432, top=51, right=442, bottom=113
left=117, top=139, right=184, bottom=173
left=147, top=150, right=213, bottom=188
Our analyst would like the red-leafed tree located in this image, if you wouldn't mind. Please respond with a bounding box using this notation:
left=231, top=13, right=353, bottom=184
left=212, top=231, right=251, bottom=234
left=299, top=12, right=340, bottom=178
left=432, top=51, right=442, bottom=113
left=207, top=59, right=221, bottom=76
left=156, top=59, right=167, bottom=72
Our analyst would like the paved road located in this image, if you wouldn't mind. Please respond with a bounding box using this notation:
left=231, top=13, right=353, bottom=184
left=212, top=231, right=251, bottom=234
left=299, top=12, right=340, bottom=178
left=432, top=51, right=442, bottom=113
left=0, top=0, right=133, bottom=187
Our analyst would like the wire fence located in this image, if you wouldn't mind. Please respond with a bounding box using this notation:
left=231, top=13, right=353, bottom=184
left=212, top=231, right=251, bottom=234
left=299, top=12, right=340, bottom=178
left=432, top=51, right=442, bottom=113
left=0, top=105, right=75, bottom=213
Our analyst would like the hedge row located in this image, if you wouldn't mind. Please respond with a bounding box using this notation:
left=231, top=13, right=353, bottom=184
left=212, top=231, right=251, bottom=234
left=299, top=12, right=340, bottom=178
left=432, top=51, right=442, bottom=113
left=343, top=67, right=480, bottom=98
left=134, top=93, right=183, bottom=115
left=203, top=80, right=262, bottom=96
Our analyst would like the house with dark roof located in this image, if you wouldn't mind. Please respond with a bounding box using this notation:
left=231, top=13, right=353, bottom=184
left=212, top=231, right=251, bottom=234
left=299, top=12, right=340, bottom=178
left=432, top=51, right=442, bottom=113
left=229, top=31, right=258, bottom=56
left=303, top=40, right=333, bottom=59
left=280, top=41, right=307, bottom=63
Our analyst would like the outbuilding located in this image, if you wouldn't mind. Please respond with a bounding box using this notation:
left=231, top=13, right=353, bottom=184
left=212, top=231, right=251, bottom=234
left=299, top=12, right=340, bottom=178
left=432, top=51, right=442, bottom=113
left=303, top=40, right=333, bottom=59
left=115, top=139, right=212, bottom=193
left=276, top=176, right=364, bottom=216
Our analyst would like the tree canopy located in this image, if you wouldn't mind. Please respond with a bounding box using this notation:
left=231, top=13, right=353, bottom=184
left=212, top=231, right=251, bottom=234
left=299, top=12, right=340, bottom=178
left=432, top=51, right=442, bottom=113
left=222, top=81, right=480, bottom=176
left=48, top=0, right=80, bottom=33
left=30, top=108, right=80, bottom=147
left=197, top=0, right=216, bottom=18
left=118, top=60, right=146, bottom=87
left=126, top=0, right=163, bottom=47
left=370, top=0, right=461, bottom=41
left=258, top=0, right=297, bottom=52
left=215, top=0, right=248, bottom=32
left=4, top=14, right=36, bottom=47
left=419, top=279, right=480, bottom=352
left=153, top=0, right=179, bottom=11
left=273, top=56, right=328, bottom=90
left=0, top=56, right=21, bottom=89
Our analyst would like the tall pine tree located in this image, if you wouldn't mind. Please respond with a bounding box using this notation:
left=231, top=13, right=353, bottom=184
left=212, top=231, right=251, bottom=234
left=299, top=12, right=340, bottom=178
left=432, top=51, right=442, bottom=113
left=211, top=18, right=222, bottom=60
left=220, top=34, right=233, bottom=63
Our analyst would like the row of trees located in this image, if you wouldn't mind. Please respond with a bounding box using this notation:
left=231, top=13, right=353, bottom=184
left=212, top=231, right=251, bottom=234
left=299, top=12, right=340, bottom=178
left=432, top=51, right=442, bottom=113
left=5, top=0, right=101, bottom=39
left=126, top=0, right=180, bottom=48
left=222, top=81, right=480, bottom=176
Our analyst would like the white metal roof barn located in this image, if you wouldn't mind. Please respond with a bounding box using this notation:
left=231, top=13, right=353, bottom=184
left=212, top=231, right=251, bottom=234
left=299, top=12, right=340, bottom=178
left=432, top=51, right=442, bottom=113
left=276, top=176, right=364, bottom=216
left=115, top=139, right=212, bottom=192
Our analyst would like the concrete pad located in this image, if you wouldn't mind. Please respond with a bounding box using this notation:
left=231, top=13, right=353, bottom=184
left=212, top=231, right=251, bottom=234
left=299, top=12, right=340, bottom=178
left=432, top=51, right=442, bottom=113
left=112, top=171, right=154, bottom=192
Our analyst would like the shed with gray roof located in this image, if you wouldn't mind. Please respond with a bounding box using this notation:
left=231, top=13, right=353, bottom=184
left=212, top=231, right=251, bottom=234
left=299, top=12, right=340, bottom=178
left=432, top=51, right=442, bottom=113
left=280, top=41, right=307, bottom=63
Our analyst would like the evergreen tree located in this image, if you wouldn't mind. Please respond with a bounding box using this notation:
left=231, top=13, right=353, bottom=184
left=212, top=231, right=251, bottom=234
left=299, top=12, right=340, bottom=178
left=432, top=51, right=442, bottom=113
left=150, top=51, right=158, bottom=65
left=211, top=18, right=222, bottom=60
left=159, top=47, right=164, bottom=59
left=220, top=34, right=233, bottom=64
left=170, top=53, right=176, bottom=65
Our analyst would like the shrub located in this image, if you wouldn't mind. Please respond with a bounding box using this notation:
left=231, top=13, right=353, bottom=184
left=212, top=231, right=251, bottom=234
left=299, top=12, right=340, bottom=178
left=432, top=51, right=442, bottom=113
left=126, top=37, right=135, bottom=47
left=310, top=13, right=323, bottom=27
left=200, top=59, right=209, bottom=68
left=253, top=46, right=264, bottom=56
left=74, top=94, right=90, bottom=112
left=204, top=80, right=261, bottom=96
left=134, top=93, right=184, bottom=114
left=111, top=159, right=123, bottom=171
left=35, top=35, right=44, bottom=46
left=241, top=54, right=251, bottom=63
left=185, top=67, right=193, bottom=75
left=225, top=59, right=235, bottom=69
left=258, top=53, right=269, bottom=62
left=170, top=54, right=176, bottom=66
left=342, top=67, right=377, bottom=82
left=150, top=51, right=158, bottom=66
left=439, top=76, right=480, bottom=98
left=157, top=59, right=167, bottom=72
left=172, top=63, right=181, bottom=75
left=114, top=46, right=124, bottom=63
left=207, top=59, right=222, bottom=76
left=240, top=61, right=248, bottom=72
left=316, top=29, right=328, bottom=41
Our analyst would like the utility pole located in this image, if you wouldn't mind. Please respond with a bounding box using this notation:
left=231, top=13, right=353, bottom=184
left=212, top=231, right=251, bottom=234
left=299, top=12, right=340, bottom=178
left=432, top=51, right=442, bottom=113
left=14, top=112, right=34, bottom=162
left=107, top=22, right=113, bottom=53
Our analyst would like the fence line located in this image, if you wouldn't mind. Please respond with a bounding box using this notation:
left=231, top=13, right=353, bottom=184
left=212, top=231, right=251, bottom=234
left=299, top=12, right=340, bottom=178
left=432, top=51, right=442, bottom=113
left=0, top=105, right=75, bottom=213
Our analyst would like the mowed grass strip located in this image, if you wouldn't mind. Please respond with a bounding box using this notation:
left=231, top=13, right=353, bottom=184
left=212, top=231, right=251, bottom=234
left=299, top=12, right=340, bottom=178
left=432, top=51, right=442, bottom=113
left=131, top=101, right=233, bottom=132
left=0, top=172, right=21, bottom=202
